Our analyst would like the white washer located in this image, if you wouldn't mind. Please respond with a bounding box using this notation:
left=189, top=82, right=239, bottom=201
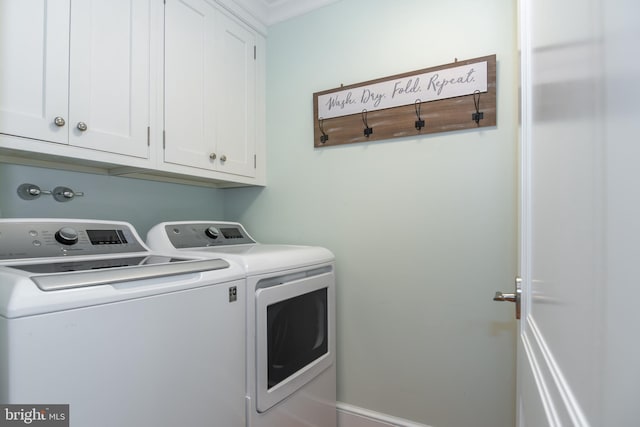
left=0, top=219, right=246, bottom=427
left=146, top=221, right=336, bottom=427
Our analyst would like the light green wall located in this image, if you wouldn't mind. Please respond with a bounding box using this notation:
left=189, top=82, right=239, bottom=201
left=224, top=0, right=519, bottom=426
left=0, top=163, right=225, bottom=235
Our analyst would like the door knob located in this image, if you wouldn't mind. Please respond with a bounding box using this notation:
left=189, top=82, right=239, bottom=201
left=54, top=116, right=66, bottom=127
left=77, top=122, right=88, bottom=131
left=220, top=154, right=227, bottom=162
left=494, top=277, right=522, bottom=319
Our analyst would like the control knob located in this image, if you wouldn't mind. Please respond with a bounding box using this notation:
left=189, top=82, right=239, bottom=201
left=55, top=227, right=79, bottom=245
left=205, top=226, right=220, bottom=239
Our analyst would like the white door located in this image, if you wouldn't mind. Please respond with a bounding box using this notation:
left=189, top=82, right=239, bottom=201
left=68, top=0, right=150, bottom=158
left=514, top=0, right=640, bottom=425
left=0, top=0, right=70, bottom=144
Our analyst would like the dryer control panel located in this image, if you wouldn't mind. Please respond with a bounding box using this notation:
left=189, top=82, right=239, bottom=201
left=0, top=220, right=146, bottom=260
left=164, top=222, right=255, bottom=249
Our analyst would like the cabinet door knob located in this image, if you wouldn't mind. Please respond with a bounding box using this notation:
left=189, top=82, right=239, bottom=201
left=77, top=122, right=88, bottom=132
left=209, top=153, right=217, bottom=160
left=220, top=154, right=227, bottom=162
left=54, top=116, right=66, bottom=127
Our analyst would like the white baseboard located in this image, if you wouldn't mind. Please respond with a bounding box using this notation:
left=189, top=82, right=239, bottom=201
left=337, top=402, right=432, bottom=427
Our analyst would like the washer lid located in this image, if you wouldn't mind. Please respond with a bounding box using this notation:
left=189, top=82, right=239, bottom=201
left=7, top=257, right=229, bottom=291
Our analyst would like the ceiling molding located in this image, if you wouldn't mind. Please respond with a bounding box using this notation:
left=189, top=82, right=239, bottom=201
left=264, top=0, right=341, bottom=25
left=227, top=0, right=340, bottom=27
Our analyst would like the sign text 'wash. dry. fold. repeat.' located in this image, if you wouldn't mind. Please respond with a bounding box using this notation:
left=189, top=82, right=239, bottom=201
left=317, top=61, right=488, bottom=120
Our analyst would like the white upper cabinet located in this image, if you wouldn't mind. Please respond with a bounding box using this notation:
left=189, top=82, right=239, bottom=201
left=164, top=0, right=215, bottom=171
left=213, top=10, right=256, bottom=178
left=0, top=0, right=150, bottom=159
left=0, top=0, right=70, bottom=144
left=164, top=0, right=258, bottom=178
left=68, top=0, right=151, bottom=158
left=0, top=0, right=265, bottom=187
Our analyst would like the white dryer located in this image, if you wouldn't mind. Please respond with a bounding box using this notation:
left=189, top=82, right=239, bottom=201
left=0, top=219, right=246, bottom=427
left=146, top=221, right=336, bottom=427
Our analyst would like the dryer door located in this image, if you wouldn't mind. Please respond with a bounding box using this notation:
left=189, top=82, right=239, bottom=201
left=255, top=269, right=335, bottom=413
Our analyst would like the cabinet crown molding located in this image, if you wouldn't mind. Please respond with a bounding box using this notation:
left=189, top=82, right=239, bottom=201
left=225, top=0, right=340, bottom=27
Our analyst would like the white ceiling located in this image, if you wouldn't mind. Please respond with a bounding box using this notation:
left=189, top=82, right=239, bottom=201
left=234, top=0, right=340, bottom=26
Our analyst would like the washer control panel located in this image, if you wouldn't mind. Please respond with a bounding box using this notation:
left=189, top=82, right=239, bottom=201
left=165, top=222, right=255, bottom=248
left=0, top=220, right=146, bottom=260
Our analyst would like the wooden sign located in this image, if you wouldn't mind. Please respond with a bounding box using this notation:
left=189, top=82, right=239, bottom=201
left=313, top=54, right=496, bottom=147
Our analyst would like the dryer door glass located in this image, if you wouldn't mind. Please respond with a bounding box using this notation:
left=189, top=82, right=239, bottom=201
left=255, top=271, right=334, bottom=413
left=267, top=288, right=328, bottom=389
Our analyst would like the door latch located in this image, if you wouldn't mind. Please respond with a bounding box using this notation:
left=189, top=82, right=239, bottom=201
left=493, top=277, right=522, bottom=319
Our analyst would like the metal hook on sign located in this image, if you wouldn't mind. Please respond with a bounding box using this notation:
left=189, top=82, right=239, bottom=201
left=414, top=99, right=425, bottom=131
left=318, top=117, right=329, bottom=144
left=472, top=90, right=484, bottom=126
left=362, top=109, right=373, bottom=138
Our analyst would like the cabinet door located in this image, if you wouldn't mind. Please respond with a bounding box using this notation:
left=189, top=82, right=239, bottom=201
left=164, top=0, right=217, bottom=170
left=68, top=0, right=150, bottom=158
left=213, top=10, right=256, bottom=178
left=164, top=0, right=257, bottom=178
left=0, top=0, right=70, bottom=144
